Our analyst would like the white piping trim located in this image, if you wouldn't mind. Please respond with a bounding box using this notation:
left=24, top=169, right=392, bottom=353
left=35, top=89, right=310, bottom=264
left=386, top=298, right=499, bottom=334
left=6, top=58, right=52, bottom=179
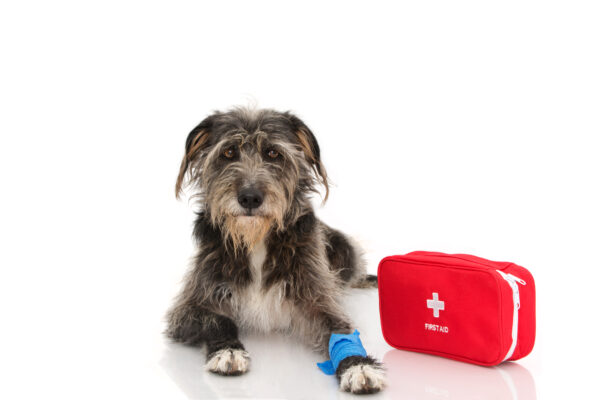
left=497, top=270, right=526, bottom=362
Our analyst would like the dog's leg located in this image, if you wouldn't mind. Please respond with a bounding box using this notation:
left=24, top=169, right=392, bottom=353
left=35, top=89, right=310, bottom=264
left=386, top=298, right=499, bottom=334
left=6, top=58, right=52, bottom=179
left=204, top=315, right=250, bottom=377
left=167, top=305, right=250, bottom=376
left=311, top=307, right=386, bottom=394
left=322, top=224, right=378, bottom=289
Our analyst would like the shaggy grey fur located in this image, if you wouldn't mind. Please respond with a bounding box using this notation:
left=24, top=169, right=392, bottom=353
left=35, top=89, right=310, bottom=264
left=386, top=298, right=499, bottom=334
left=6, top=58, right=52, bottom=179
left=166, top=107, right=384, bottom=393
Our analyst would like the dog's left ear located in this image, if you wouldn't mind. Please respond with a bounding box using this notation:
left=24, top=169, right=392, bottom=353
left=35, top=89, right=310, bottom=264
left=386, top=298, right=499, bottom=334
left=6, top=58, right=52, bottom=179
left=288, top=113, right=329, bottom=202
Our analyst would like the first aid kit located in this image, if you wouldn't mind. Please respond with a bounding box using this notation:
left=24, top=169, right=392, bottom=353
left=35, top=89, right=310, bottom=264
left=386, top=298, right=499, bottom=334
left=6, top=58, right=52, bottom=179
left=378, top=251, right=535, bottom=366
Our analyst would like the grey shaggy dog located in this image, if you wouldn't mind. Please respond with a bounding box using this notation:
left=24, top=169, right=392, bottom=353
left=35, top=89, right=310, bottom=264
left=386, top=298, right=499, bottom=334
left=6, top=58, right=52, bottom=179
left=166, top=107, right=385, bottom=394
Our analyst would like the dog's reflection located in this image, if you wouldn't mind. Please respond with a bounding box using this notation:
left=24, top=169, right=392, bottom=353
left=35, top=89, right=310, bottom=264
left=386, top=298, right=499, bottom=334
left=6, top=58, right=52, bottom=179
left=160, top=333, right=338, bottom=400
left=383, top=349, right=537, bottom=400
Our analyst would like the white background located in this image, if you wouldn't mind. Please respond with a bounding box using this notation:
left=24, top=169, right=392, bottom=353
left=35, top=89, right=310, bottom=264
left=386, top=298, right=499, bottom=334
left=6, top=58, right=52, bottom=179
left=1, top=1, right=599, bottom=399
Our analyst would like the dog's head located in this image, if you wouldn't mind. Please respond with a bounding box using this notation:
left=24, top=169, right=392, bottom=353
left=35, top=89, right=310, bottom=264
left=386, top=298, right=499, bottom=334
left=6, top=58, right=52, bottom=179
left=176, top=107, right=328, bottom=249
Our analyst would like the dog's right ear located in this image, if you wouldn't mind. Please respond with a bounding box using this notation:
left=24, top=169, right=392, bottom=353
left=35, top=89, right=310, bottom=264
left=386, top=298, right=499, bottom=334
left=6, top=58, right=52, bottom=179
left=175, top=116, right=214, bottom=199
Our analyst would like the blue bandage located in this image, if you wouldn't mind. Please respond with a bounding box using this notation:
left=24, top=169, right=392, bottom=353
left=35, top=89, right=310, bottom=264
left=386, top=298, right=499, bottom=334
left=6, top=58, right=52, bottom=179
left=317, top=330, right=367, bottom=375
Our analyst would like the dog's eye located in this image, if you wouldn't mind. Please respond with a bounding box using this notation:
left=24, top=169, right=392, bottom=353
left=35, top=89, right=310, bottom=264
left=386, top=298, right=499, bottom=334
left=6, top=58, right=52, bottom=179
left=223, top=148, right=236, bottom=159
left=266, top=149, right=280, bottom=159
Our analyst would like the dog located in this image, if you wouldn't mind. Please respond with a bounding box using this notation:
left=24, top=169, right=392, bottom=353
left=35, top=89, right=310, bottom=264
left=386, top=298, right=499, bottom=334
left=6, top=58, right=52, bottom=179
left=166, top=107, right=385, bottom=394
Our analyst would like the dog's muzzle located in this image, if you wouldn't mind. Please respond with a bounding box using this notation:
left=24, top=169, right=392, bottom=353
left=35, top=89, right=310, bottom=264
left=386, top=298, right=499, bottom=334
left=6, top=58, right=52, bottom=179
left=237, top=187, right=263, bottom=211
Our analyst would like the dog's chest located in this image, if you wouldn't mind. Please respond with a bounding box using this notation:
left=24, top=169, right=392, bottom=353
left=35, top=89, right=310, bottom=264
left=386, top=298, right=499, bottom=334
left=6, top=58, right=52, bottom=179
left=234, top=240, right=293, bottom=332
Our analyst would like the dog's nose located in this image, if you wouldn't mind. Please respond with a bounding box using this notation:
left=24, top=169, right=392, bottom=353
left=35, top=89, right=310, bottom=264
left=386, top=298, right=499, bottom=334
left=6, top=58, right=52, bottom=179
left=237, top=188, right=264, bottom=210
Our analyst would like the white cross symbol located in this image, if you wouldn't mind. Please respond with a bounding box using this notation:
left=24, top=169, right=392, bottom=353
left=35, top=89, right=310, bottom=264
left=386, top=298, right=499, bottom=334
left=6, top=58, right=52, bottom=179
left=427, top=292, right=445, bottom=318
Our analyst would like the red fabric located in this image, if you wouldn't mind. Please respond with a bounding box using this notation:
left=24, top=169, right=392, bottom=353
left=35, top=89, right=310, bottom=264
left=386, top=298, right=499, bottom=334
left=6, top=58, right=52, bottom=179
left=378, top=251, right=536, bottom=366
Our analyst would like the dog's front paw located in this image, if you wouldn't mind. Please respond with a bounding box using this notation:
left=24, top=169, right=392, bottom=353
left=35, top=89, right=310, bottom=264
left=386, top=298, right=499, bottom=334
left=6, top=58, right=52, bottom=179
left=205, top=348, right=250, bottom=376
left=337, top=356, right=386, bottom=394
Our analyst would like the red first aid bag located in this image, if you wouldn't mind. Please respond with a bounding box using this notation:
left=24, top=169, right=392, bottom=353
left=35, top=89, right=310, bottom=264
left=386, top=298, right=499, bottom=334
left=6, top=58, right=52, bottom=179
left=378, top=251, right=535, bottom=366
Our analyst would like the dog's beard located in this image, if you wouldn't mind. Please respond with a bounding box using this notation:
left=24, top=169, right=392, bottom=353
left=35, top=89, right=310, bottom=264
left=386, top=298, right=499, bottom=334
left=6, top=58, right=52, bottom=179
left=223, top=215, right=273, bottom=252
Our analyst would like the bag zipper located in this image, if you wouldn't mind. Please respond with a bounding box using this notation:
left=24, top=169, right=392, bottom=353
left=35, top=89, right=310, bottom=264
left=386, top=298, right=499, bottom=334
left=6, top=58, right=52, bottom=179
left=496, top=270, right=526, bottom=362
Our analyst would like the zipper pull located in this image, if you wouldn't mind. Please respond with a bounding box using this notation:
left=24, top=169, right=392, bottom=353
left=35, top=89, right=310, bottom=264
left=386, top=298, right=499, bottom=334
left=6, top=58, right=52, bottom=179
left=497, top=270, right=526, bottom=309
left=498, top=270, right=526, bottom=286
left=506, top=273, right=526, bottom=286
left=513, top=281, right=521, bottom=309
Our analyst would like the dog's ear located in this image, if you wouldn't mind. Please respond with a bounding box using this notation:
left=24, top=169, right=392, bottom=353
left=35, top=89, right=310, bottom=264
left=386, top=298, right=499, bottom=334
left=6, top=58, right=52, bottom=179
left=175, top=116, right=214, bottom=199
left=288, top=113, right=329, bottom=202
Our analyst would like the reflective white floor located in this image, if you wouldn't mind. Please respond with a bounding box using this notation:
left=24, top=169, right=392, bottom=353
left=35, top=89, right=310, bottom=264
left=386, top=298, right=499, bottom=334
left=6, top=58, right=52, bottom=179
left=159, top=289, right=537, bottom=400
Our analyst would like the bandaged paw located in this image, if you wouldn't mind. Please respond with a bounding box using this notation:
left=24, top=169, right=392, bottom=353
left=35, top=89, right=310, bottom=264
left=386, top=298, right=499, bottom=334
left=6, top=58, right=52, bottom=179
left=317, top=330, right=367, bottom=375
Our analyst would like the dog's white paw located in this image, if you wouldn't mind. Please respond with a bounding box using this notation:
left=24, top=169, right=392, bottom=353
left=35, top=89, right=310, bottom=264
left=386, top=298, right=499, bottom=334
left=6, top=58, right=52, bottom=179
left=339, top=363, right=386, bottom=394
left=205, top=348, right=250, bottom=376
